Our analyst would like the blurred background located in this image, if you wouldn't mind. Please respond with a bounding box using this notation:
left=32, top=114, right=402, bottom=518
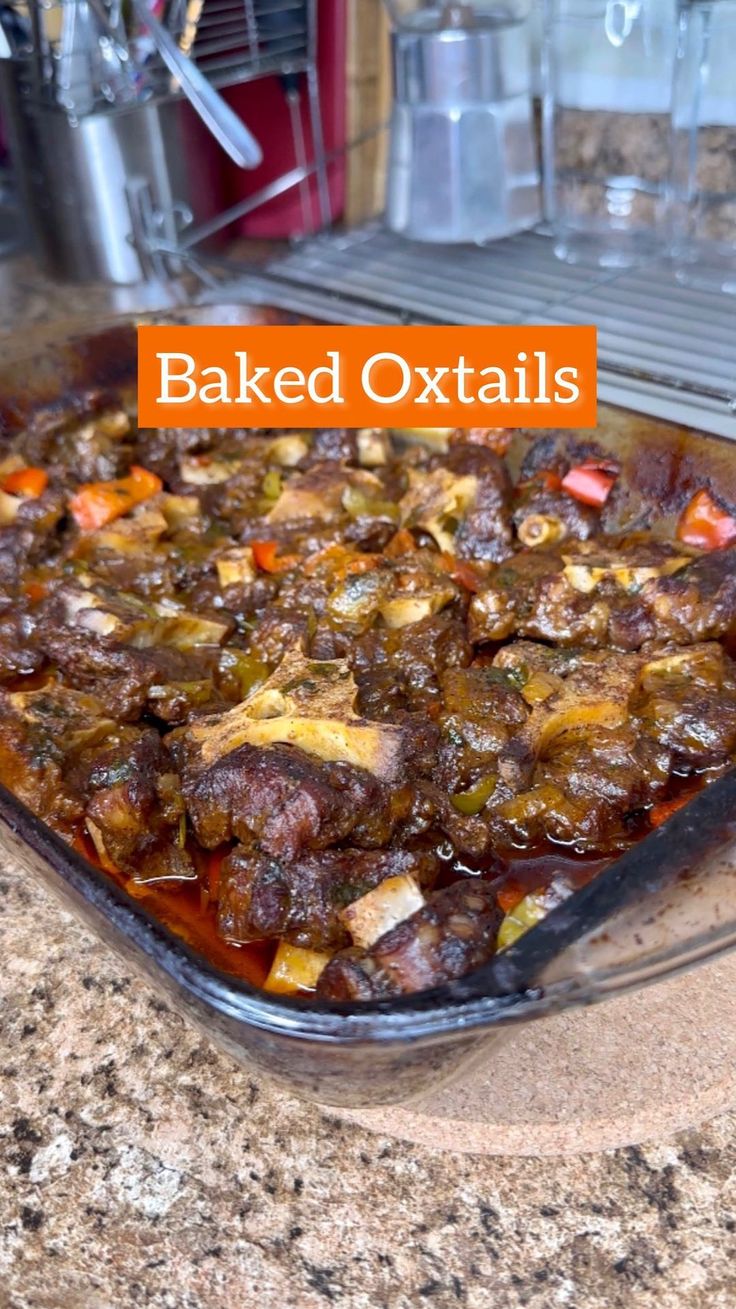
left=0, top=0, right=734, bottom=431
left=1, top=0, right=735, bottom=279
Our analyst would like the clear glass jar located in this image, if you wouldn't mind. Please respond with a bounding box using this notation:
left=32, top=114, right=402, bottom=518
left=670, top=0, right=736, bottom=294
left=542, top=0, right=680, bottom=267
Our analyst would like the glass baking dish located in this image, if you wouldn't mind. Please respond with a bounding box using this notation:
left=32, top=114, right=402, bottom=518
left=2, top=306, right=736, bottom=1108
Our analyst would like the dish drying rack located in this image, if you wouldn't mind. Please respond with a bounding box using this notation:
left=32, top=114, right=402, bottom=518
left=3, top=0, right=315, bottom=113
left=180, top=221, right=736, bottom=440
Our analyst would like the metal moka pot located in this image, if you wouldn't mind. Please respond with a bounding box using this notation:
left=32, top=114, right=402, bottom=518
left=385, top=2, right=541, bottom=243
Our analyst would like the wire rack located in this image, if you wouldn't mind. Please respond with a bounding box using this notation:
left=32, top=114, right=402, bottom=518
left=194, top=222, right=736, bottom=438
left=4, top=0, right=312, bottom=115
left=190, top=0, right=310, bottom=87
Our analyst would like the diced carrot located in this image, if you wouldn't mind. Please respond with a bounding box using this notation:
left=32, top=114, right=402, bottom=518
left=251, top=540, right=279, bottom=571
left=128, top=465, right=162, bottom=496
left=497, top=880, right=534, bottom=914
left=439, top=552, right=485, bottom=593
left=70, top=486, right=125, bottom=533
left=23, top=581, right=47, bottom=603
left=649, top=794, right=692, bottom=828
left=384, top=528, right=416, bottom=558
left=538, top=470, right=563, bottom=493
left=251, top=539, right=298, bottom=572
left=2, top=467, right=48, bottom=498
left=561, top=461, right=617, bottom=507
left=69, top=465, right=162, bottom=533
left=677, top=489, right=736, bottom=552
left=517, top=470, right=563, bottom=494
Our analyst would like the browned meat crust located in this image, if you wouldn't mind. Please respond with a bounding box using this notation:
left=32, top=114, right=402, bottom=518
left=218, top=845, right=439, bottom=951
left=0, top=611, right=44, bottom=681
left=469, top=541, right=736, bottom=650
left=437, top=664, right=529, bottom=791
left=173, top=741, right=408, bottom=858
left=316, top=880, right=502, bottom=999
left=440, top=444, right=514, bottom=562
left=352, top=612, right=471, bottom=720
left=1, top=412, right=735, bottom=1001
left=479, top=642, right=736, bottom=851
left=35, top=625, right=219, bottom=723
left=68, top=727, right=191, bottom=880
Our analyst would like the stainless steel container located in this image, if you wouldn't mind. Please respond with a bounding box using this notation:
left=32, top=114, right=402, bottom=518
left=0, top=67, right=223, bottom=284
left=385, top=8, right=541, bottom=243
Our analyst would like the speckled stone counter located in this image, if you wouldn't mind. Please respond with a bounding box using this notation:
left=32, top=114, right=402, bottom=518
left=0, top=257, right=735, bottom=1309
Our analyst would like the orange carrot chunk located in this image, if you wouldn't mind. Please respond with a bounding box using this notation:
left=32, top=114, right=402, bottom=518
left=677, top=489, right=736, bottom=552
left=251, top=539, right=298, bottom=572
left=3, top=467, right=48, bottom=498
left=69, top=465, right=162, bottom=532
left=439, top=552, right=485, bottom=593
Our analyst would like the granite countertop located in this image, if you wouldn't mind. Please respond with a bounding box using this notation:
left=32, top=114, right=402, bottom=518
left=1, top=256, right=735, bottom=1309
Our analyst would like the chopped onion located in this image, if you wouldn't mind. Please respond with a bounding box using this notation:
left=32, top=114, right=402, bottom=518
left=264, top=942, right=331, bottom=995
left=268, top=434, right=310, bottom=467
left=340, top=874, right=425, bottom=949
left=0, top=489, right=21, bottom=526
left=380, top=588, right=452, bottom=629
left=85, top=818, right=119, bottom=873
left=180, top=454, right=241, bottom=485
left=216, top=547, right=255, bottom=588
left=356, top=428, right=390, bottom=467
left=160, top=494, right=201, bottom=528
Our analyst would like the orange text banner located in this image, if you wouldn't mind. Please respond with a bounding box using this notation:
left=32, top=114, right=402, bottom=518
left=138, top=324, right=597, bottom=429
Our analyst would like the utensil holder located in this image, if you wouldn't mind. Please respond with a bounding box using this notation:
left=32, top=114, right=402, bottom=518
left=0, top=0, right=327, bottom=284
left=0, top=66, right=223, bottom=284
